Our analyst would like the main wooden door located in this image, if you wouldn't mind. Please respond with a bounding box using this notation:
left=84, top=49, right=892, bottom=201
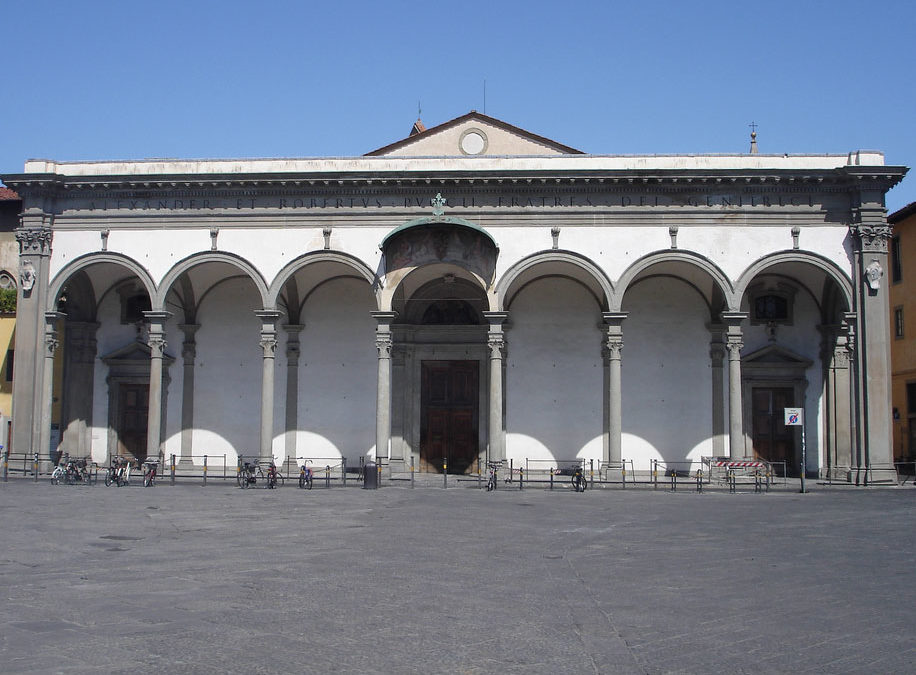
left=751, top=387, right=796, bottom=474
left=116, top=384, right=149, bottom=462
left=421, top=361, right=479, bottom=474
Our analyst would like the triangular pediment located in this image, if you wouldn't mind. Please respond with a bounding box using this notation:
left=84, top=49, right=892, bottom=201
left=101, top=340, right=174, bottom=365
left=742, top=344, right=813, bottom=367
left=366, top=111, right=583, bottom=157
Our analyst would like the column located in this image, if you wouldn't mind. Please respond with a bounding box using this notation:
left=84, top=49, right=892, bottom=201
left=256, top=310, right=282, bottom=465
left=144, top=311, right=171, bottom=459
left=850, top=211, right=897, bottom=483
left=372, top=312, right=397, bottom=463
left=13, top=221, right=52, bottom=458
left=283, top=324, right=304, bottom=463
left=602, top=312, right=626, bottom=467
left=722, top=312, right=748, bottom=460
left=483, top=312, right=508, bottom=463
left=708, top=325, right=726, bottom=457
left=38, top=312, right=63, bottom=465
left=178, top=324, right=200, bottom=466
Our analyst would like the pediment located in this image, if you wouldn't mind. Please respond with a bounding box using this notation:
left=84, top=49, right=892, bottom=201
left=366, top=111, right=583, bottom=157
left=101, top=340, right=174, bottom=365
left=742, top=344, right=812, bottom=368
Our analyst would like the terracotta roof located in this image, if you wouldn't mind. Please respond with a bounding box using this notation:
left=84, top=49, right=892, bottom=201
left=0, top=187, right=20, bottom=200
left=889, top=201, right=916, bottom=224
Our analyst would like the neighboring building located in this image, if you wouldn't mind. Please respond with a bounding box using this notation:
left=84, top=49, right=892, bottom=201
left=889, top=201, right=916, bottom=470
left=0, top=112, right=907, bottom=483
left=0, top=186, right=20, bottom=447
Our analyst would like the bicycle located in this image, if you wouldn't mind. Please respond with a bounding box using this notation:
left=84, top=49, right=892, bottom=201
left=142, top=458, right=159, bottom=487
left=105, top=456, right=132, bottom=487
left=572, top=464, right=587, bottom=492
left=266, top=461, right=284, bottom=489
left=486, top=461, right=502, bottom=492
left=298, top=460, right=313, bottom=489
left=50, top=458, right=67, bottom=485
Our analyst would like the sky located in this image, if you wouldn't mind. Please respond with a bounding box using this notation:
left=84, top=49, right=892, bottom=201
left=1, top=0, right=914, bottom=211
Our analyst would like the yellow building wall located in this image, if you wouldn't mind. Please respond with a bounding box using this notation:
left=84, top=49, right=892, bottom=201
left=0, top=314, right=14, bottom=449
left=890, top=209, right=916, bottom=465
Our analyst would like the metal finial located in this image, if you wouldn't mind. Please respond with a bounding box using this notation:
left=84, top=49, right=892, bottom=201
left=431, top=193, right=446, bottom=217
left=749, top=122, right=759, bottom=154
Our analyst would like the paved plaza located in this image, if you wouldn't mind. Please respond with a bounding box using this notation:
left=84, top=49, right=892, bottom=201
left=0, top=477, right=914, bottom=674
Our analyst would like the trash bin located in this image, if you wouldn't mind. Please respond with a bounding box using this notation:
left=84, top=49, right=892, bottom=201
left=363, top=461, right=378, bottom=489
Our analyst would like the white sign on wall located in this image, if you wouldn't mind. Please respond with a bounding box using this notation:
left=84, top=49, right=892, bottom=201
left=784, top=408, right=804, bottom=426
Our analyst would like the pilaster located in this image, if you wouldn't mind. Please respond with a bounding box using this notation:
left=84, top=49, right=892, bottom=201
left=283, top=324, right=304, bottom=463
left=178, top=324, right=200, bottom=465
left=255, top=310, right=282, bottom=465
left=372, top=312, right=397, bottom=464
left=721, top=312, right=748, bottom=459
left=144, top=311, right=172, bottom=459
left=602, top=312, right=626, bottom=467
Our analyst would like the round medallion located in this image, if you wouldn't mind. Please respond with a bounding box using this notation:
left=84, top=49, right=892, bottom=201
left=459, top=128, right=488, bottom=155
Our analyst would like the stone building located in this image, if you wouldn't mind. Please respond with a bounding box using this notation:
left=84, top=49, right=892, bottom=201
left=0, top=112, right=907, bottom=482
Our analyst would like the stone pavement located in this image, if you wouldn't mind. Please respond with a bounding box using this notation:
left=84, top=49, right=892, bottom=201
left=0, top=477, right=914, bottom=674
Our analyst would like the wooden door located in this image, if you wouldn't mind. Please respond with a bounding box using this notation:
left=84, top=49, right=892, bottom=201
left=117, top=384, right=148, bottom=462
left=421, top=361, right=479, bottom=474
left=751, top=387, right=796, bottom=474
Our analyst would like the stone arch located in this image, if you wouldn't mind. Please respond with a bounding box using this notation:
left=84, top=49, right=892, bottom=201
left=48, top=252, right=156, bottom=314
left=735, top=251, right=853, bottom=316
left=496, top=250, right=613, bottom=312
left=268, top=250, right=379, bottom=318
left=156, top=251, right=269, bottom=311
left=613, top=250, right=734, bottom=316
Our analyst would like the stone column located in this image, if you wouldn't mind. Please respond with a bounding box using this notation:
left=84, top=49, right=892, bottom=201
left=61, top=321, right=99, bottom=458
left=483, top=312, right=508, bottom=463
left=602, top=312, right=626, bottom=467
left=850, top=212, right=897, bottom=483
left=143, top=311, right=172, bottom=460
left=283, top=324, right=304, bottom=464
left=708, top=324, right=726, bottom=457
left=828, top=321, right=853, bottom=479
left=722, top=312, right=748, bottom=459
left=38, top=312, right=63, bottom=465
left=13, top=221, right=53, bottom=459
left=256, top=310, right=282, bottom=465
left=178, top=324, right=200, bottom=466
left=371, top=312, right=397, bottom=463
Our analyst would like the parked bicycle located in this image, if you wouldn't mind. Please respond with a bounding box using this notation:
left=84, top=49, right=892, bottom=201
left=105, top=456, right=132, bottom=487
left=486, top=461, right=503, bottom=492
left=266, top=461, right=284, bottom=489
left=571, top=463, right=587, bottom=492
left=142, top=458, right=159, bottom=487
left=51, top=455, right=89, bottom=485
left=298, top=460, right=313, bottom=489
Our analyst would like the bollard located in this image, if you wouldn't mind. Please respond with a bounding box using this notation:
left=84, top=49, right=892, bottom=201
left=550, top=467, right=554, bottom=491
left=1, top=447, right=7, bottom=483
left=411, top=454, right=415, bottom=489
left=342, top=457, right=347, bottom=486
left=203, top=454, right=208, bottom=486
left=728, top=469, right=736, bottom=493
left=325, top=465, right=330, bottom=488
left=237, top=455, right=243, bottom=485
left=590, top=459, right=594, bottom=490
left=443, top=457, right=447, bottom=489
left=170, top=454, right=176, bottom=485
left=621, top=462, right=626, bottom=489
left=508, top=459, right=513, bottom=484
left=670, top=471, right=677, bottom=492
left=34, top=452, right=39, bottom=482
left=519, top=466, right=523, bottom=490
left=696, top=469, right=704, bottom=493
left=652, top=459, right=658, bottom=490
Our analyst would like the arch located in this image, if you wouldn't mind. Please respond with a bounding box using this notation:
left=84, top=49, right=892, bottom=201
left=496, top=250, right=614, bottom=312
left=267, top=250, right=378, bottom=310
left=735, top=251, right=853, bottom=314
left=613, top=250, right=734, bottom=313
left=380, top=214, right=498, bottom=250
left=156, top=251, right=269, bottom=311
left=48, top=252, right=157, bottom=313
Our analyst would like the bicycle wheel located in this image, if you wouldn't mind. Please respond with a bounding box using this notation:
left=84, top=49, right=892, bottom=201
left=104, top=469, right=114, bottom=487
left=276, top=473, right=285, bottom=487
left=298, top=473, right=305, bottom=489
left=240, top=473, right=251, bottom=489
left=143, top=471, right=153, bottom=487
left=306, top=474, right=313, bottom=490
left=486, top=475, right=495, bottom=492
left=51, top=468, right=62, bottom=485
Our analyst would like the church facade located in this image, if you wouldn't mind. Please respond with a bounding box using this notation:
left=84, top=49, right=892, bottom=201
left=1, top=113, right=907, bottom=482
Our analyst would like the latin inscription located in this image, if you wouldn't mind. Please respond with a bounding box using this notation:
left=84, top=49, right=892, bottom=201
left=80, top=192, right=816, bottom=212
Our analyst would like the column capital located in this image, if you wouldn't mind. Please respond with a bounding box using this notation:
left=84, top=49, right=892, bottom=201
left=370, top=311, right=397, bottom=327
left=282, top=323, right=305, bottom=335
left=483, top=311, right=509, bottom=327
left=720, top=311, right=748, bottom=327
left=143, top=310, right=173, bottom=333
left=16, top=226, right=53, bottom=256
left=178, top=323, right=200, bottom=338
left=602, top=311, right=628, bottom=327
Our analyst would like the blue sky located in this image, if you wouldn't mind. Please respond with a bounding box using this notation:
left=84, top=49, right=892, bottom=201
left=2, top=0, right=914, bottom=211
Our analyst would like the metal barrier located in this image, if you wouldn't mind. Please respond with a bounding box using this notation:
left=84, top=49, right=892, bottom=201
left=894, top=461, right=916, bottom=485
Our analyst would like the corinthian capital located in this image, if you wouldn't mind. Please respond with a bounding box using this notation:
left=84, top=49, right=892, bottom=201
left=15, top=227, right=53, bottom=255
left=850, top=223, right=893, bottom=253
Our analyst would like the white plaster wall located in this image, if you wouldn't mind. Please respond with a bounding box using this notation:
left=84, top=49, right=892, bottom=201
left=50, top=231, right=114, bottom=280
left=296, top=277, right=376, bottom=462
left=506, top=277, right=604, bottom=465
left=620, top=277, right=714, bottom=471
left=191, top=277, right=262, bottom=463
